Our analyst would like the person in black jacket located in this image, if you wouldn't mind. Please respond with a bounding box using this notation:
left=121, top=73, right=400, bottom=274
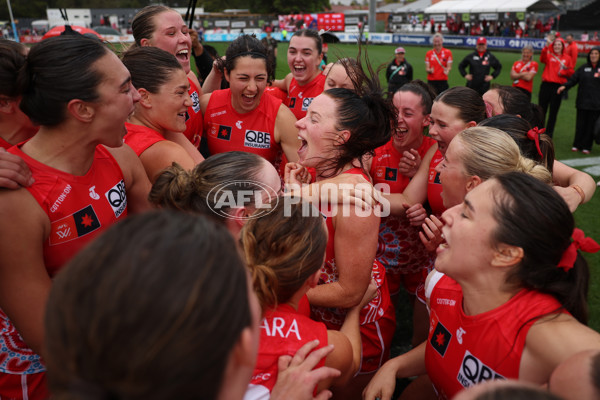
left=386, top=47, right=413, bottom=95
left=458, top=37, right=502, bottom=95
left=558, top=47, right=600, bottom=154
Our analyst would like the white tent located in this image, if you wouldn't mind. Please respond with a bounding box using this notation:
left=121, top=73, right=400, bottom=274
left=424, top=0, right=558, bottom=14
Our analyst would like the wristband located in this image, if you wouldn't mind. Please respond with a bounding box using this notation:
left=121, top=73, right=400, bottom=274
left=570, top=184, right=585, bottom=204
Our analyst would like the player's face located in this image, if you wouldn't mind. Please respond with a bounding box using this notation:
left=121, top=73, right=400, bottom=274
left=295, top=93, right=340, bottom=170
left=324, top=63, right=353, bottom=91
left=522, top=48, right=533, bottom=62
left=590, top=49, right=600, bottom=64
left=145, top=68, right=191, bottom=134
left=92, top=52, right=140, bottom=147
left=392, top=90, right=429, bottom=150
left=143, top=11, right=192, bottom=74
left=435, top=179, right=499, bottom=279
left=225, top=56, right=268, bottom=114
left=435, top=137, right=471, bottom=209
left=429, top=101, right=470, bottom=156
left=433, top=36, right=443, bottom=51
left=287, top=35, right=323, bottom=85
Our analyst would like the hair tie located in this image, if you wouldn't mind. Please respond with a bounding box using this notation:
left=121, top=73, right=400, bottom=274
left=526, top=127, right=545, bottom=158
left=557, top=228, right=600, bottom=272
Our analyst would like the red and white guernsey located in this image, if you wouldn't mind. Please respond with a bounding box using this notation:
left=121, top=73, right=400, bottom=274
left=123, top=122, right=167, bottom=156
left=183, top=77, right=203, bottom=148
left=2, top=144, right=128, bottom=378
left=203, top=89, right=283, bottom=170
left=246, top=303, right=328, bottom=399
left=285, top=74, right=326, bottom=120
left=425, top=271, right=565, bottom=399
left=370, top=138, right=436, bottom=294
left=311, top=168, right=396, bottom=373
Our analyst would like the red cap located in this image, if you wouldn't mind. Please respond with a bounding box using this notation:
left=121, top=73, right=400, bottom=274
left=395, top=47, right=406, bottom=54
left=265, top=26, right=272, bottom=33
left=477, top=37, right=487, bottom=45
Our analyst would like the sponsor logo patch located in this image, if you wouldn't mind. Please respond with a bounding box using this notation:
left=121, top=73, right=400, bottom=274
left=210, top=124, right=232, bottom=141
left=385, top=167, right=397, bottom=181
left=244, top=130, right=271, bottom=149
left=105, top=180, right=127, bottom=218
left=190, top=90, right=200, bottom=113
left=302, top=97, right=314, bottom=111
left=457, top=350, right=505, bottom=389
left=430, top=320, right=452, bottom=357
left=49, top=205, right=101, bottom=245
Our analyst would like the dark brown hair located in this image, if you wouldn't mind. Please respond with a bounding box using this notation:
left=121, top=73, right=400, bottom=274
left=45, top=210, right=251, bottom=400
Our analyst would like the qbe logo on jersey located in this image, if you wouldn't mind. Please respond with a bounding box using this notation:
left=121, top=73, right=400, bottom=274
left=456, top=350, right=505, bottom=389
left=244, top=130, right=271, bottom=149
left=105, top=180, right=127, bottom=218
left=302, top=97, right=314, bottom=111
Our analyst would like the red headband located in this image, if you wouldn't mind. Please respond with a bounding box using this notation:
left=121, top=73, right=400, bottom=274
left=557, top=228, right=600, bottom=272
left=526, top=127, right=545, bottom=158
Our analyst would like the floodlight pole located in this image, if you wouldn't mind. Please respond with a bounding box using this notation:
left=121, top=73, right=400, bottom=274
left=369, top=0, right=376, bottom=35
left=6, top=0, right=20, bottom=42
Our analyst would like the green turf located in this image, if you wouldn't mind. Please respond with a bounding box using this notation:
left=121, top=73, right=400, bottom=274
left=207, top=41, right=600, bottom=332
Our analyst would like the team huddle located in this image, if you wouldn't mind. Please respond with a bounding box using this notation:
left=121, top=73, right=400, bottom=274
left=0, top=4, right=599, bottom=400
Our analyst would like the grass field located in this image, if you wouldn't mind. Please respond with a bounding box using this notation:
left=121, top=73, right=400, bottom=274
left=205, top=40, right=600, bottom=333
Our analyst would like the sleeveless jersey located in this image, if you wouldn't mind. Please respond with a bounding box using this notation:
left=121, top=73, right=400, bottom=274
left=1, top=144, right=128, bottom=376
left=425, top=48, right=453, bottom=81
left=311, top=168, right=391, bottom=328
left=123, top=122, right=167, bottom=156
left=247, top=303, right=328, bottom=399
left=511, top=60, right=538, bottom=93
left=203, top=89, right=283, bottom=170
left=427, top=149, right=445, bottom=216
left=286, top=74, right=326, bottom=120
left=0, top=137, right=11, bottom=149
left=370, top=138, right=436, bottom=294
left=425, top=271, right=565, bottom=400
left=183, top=77, right=203, bottom=148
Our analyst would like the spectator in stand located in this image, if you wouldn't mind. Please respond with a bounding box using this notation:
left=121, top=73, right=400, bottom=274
left=386, top=47, right=413, bottom=95
left=458, top=37, right=502, bottom=96
left=581, top=31, right=589, bottom=41
left=510, top=45, right=538, bottom=100
left=425, top=33, right=453, bottom=95
left=558, top=47, right=600, bottom=154
left=539, top=36, right=574, bottom=137
left=565, top=33, right=579, bottom=61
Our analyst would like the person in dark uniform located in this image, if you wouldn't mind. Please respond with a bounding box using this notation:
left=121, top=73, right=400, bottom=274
left=386, top=47, right=413, bottom=95
left=458, top=37, right=502, bottom=96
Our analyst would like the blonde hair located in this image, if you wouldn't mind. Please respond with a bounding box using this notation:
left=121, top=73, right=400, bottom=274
left=241, top=200, right=327, bottom=312
left=456, top=127, right=553, bottom=184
